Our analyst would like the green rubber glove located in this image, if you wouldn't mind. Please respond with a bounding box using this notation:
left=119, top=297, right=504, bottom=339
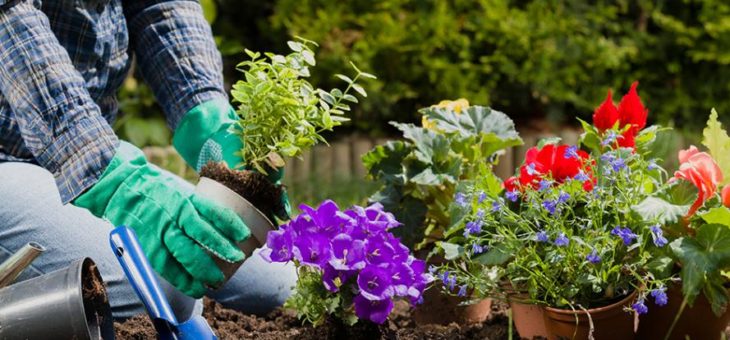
left=74, top=141, right=250, bottom=297
left=173, top=99, right=291, bottom=221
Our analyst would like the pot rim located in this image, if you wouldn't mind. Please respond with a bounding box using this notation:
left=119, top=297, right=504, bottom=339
left=543, top=290, right=637, bottom=316
left=196, top=176, right=275, bottom=241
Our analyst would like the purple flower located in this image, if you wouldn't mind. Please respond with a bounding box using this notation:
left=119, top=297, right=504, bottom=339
left=477, top=191, right=487, bottom=204
left=648, top=160, right=659, bottom=171
left=542, top=199, right=558, bottom=215
left=491, top=201, right=501, bottom=213
left=329, top=234, right=366, bottom=270
left=364, top=237, right=396, bottom=265
left=601, top=131, right=618, bottom=146
left=428, top=265, right=437, bottom=275
left=457, top=284, right=467, bottom=297
left=554, top=233, right=569, bottom=247
left=476, top=209, right=485, bottom=219
left=632, top=299, right=648, bottom=315
left=454, top=192, right=468, bottom=207
left=299, top=200, right=353, bottom=236
left=574, top=171, right=590, bottom=182
left=292, top=233, right=331, bottom=267
left=539, top=179, right=552, bottom=191
left=322, top=264, right=355, bottom=292
left=472, top=243, right=485, bottom=254
left=536, top=231, right=549, bottom=243
left=557, top=192, right=570, bottom=204
left=586, top=249, right=601, bottom=264
left=611, top=226, right=638, bottom=246
left=440, top=271, right=457, bottom=291
left=353, top=294, right=393, bottom=324
left=564, top=145, right=579, bottom=159
left=650, top=225, right=668, bottom=247
left=610, top=157, right=627, bottom=172
left=261, top=229, right=293, bottom=263
left=357, top=265, right=394, bottom=301
left=463, top=220, right=483, bottom=236
left=600, top=152, right=615, bottom=163
left=506, top=190, right=519, bottom=202
left=526, top=163, right=538, bottom=175
left=651, top=287, right=668, bottom=306
left=388, top=262, right=416, bottom=296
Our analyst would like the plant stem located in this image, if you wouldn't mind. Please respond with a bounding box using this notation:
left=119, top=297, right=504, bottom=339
left=664, top=295, right=688, bottom=340
left=508, top=307, right=513, bottom=340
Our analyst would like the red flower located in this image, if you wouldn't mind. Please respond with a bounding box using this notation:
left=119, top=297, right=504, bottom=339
left=592, top=90, right=619, bottom=131
left=511, top=144, right=594, bottom=191
left=504, top=176, right=519, bottom=192
left=673, top=146, right=724, bottom=217
left=617, top=82, right=648, bottom=134
left=722, top=185, right=730, bottom=209
left=592, top=82, right=648, bottom=149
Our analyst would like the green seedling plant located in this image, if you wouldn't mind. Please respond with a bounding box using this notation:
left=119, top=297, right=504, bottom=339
left=231, top=37, right=374, bottom=173
left=362, top=100, right=522, bottom=249
left=435, top=83, right=675, bottom=317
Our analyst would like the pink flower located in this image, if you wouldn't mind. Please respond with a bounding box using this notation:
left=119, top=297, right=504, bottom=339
left=722, top=185, right=730, bottom=209
left=674, top=146, right=724, bottom=217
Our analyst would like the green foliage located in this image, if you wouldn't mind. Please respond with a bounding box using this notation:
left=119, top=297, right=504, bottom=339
left=363, top=103, right=521, bottom=249
left=114, top=77, right=169, bottom=147
left=231, top=38, right=374, bottom=173
left=670, top=220, right=730, bottom=315
left=703, top=109, right=730, bottom=186
left=266, top=0, right=730, bottom=132
left=285, top=266, right=357, bottom=326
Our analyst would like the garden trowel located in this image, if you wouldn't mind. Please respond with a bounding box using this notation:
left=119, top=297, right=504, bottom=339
left=110, top=226, right=217, bottom=340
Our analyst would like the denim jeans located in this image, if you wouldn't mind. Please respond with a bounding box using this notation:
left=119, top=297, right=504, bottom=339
left=0, top=162, right=296, bottom=320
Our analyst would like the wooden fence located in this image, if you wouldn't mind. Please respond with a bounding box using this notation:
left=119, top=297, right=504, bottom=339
left=283, top=127, right=688, bottom=184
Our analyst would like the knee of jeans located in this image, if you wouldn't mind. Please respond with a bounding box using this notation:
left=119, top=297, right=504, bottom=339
left=0, top=162, right=62, bottom=209
left=209, top=248, right=297, bottom=315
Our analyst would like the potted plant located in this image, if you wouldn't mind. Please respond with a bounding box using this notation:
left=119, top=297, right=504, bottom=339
left=362, top=100, right=522, bottom=324
left=259, top=200, right=431, bottom=335
left=435, top=82, right=674, bottom=339
left=195, top=38, right=374, bottom=282
left=634, top=109, right=730, bottom=340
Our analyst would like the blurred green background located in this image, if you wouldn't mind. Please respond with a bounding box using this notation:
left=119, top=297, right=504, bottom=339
left=118, top=0, right=729, bottom=207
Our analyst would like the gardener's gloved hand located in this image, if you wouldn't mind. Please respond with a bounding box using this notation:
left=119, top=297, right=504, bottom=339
left=172, top=98, right=291, bottom=221
left=73, top=141, right=250, bottom=297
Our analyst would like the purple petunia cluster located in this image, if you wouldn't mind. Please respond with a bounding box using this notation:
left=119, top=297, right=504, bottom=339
left=260, top=200, right=432, bottom=324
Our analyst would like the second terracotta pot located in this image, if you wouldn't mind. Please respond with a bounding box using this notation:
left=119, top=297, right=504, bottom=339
left=510, top=300, right=548, bottom=339
left=542, top=291, right=637, bottom=340
left=413, top=287, right=492, bottom=325
left=636, top=284, right=730, bottom=340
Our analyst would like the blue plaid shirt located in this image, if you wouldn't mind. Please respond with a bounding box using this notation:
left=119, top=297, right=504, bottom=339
left=0, top=0, right=226, bottom=203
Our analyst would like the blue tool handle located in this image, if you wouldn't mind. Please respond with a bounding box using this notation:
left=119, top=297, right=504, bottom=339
left=110, top=226, right=179, bottom=327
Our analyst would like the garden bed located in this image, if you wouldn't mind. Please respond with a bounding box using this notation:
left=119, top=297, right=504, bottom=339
left=115, top=298, right=513, bottom=340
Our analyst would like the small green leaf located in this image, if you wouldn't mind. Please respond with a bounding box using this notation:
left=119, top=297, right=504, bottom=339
left=440, top=242, right=464, bottom=260
left=287, top=41, right=302, bottom=52
left=700, top=207, right=730, bottom=228
left=352, top=84, right=367, bottom=97
left=702, top=109, right=730, bottom=186
left=335, top=74, right=353, bottom=84
left=474, top=243, right=511, bottom=265
left=537, top=137, right=562, bottom=148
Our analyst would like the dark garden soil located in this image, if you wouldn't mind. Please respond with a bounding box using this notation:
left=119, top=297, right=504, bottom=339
left=115, top=298, right=514, bottom=340
left=200, top=162, right=284, bottom=219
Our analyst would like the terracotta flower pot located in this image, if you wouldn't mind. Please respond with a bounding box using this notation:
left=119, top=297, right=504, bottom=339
left=510, top=300, right=548, bottom=339
left=195, top=177, right=276, bottom=286
left=413, top=287, right=492, bottom=325
left=542, top=291, right=637, bottom=340
left=636, top=284, right=730, bottom=340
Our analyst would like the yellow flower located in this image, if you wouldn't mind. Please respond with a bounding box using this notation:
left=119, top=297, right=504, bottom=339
left=422, top=115, right=437, bottom=129
left=422, top=98, right=470, bottom=130
left=435, top=98, right=470, bottom=113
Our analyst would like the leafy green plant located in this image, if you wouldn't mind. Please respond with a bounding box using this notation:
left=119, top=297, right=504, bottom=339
left=636, top=109, right=730, bottom=318
left=435, top=84, right=674, bottom=312
left=362, top=101, right=522, bottom=249
left=231, top=38, right=374, bottom=173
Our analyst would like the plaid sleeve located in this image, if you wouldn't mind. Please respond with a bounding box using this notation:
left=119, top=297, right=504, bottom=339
left=0, top=1, right=119, bottom=203
left=124, top=0, right=227, bottom=130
